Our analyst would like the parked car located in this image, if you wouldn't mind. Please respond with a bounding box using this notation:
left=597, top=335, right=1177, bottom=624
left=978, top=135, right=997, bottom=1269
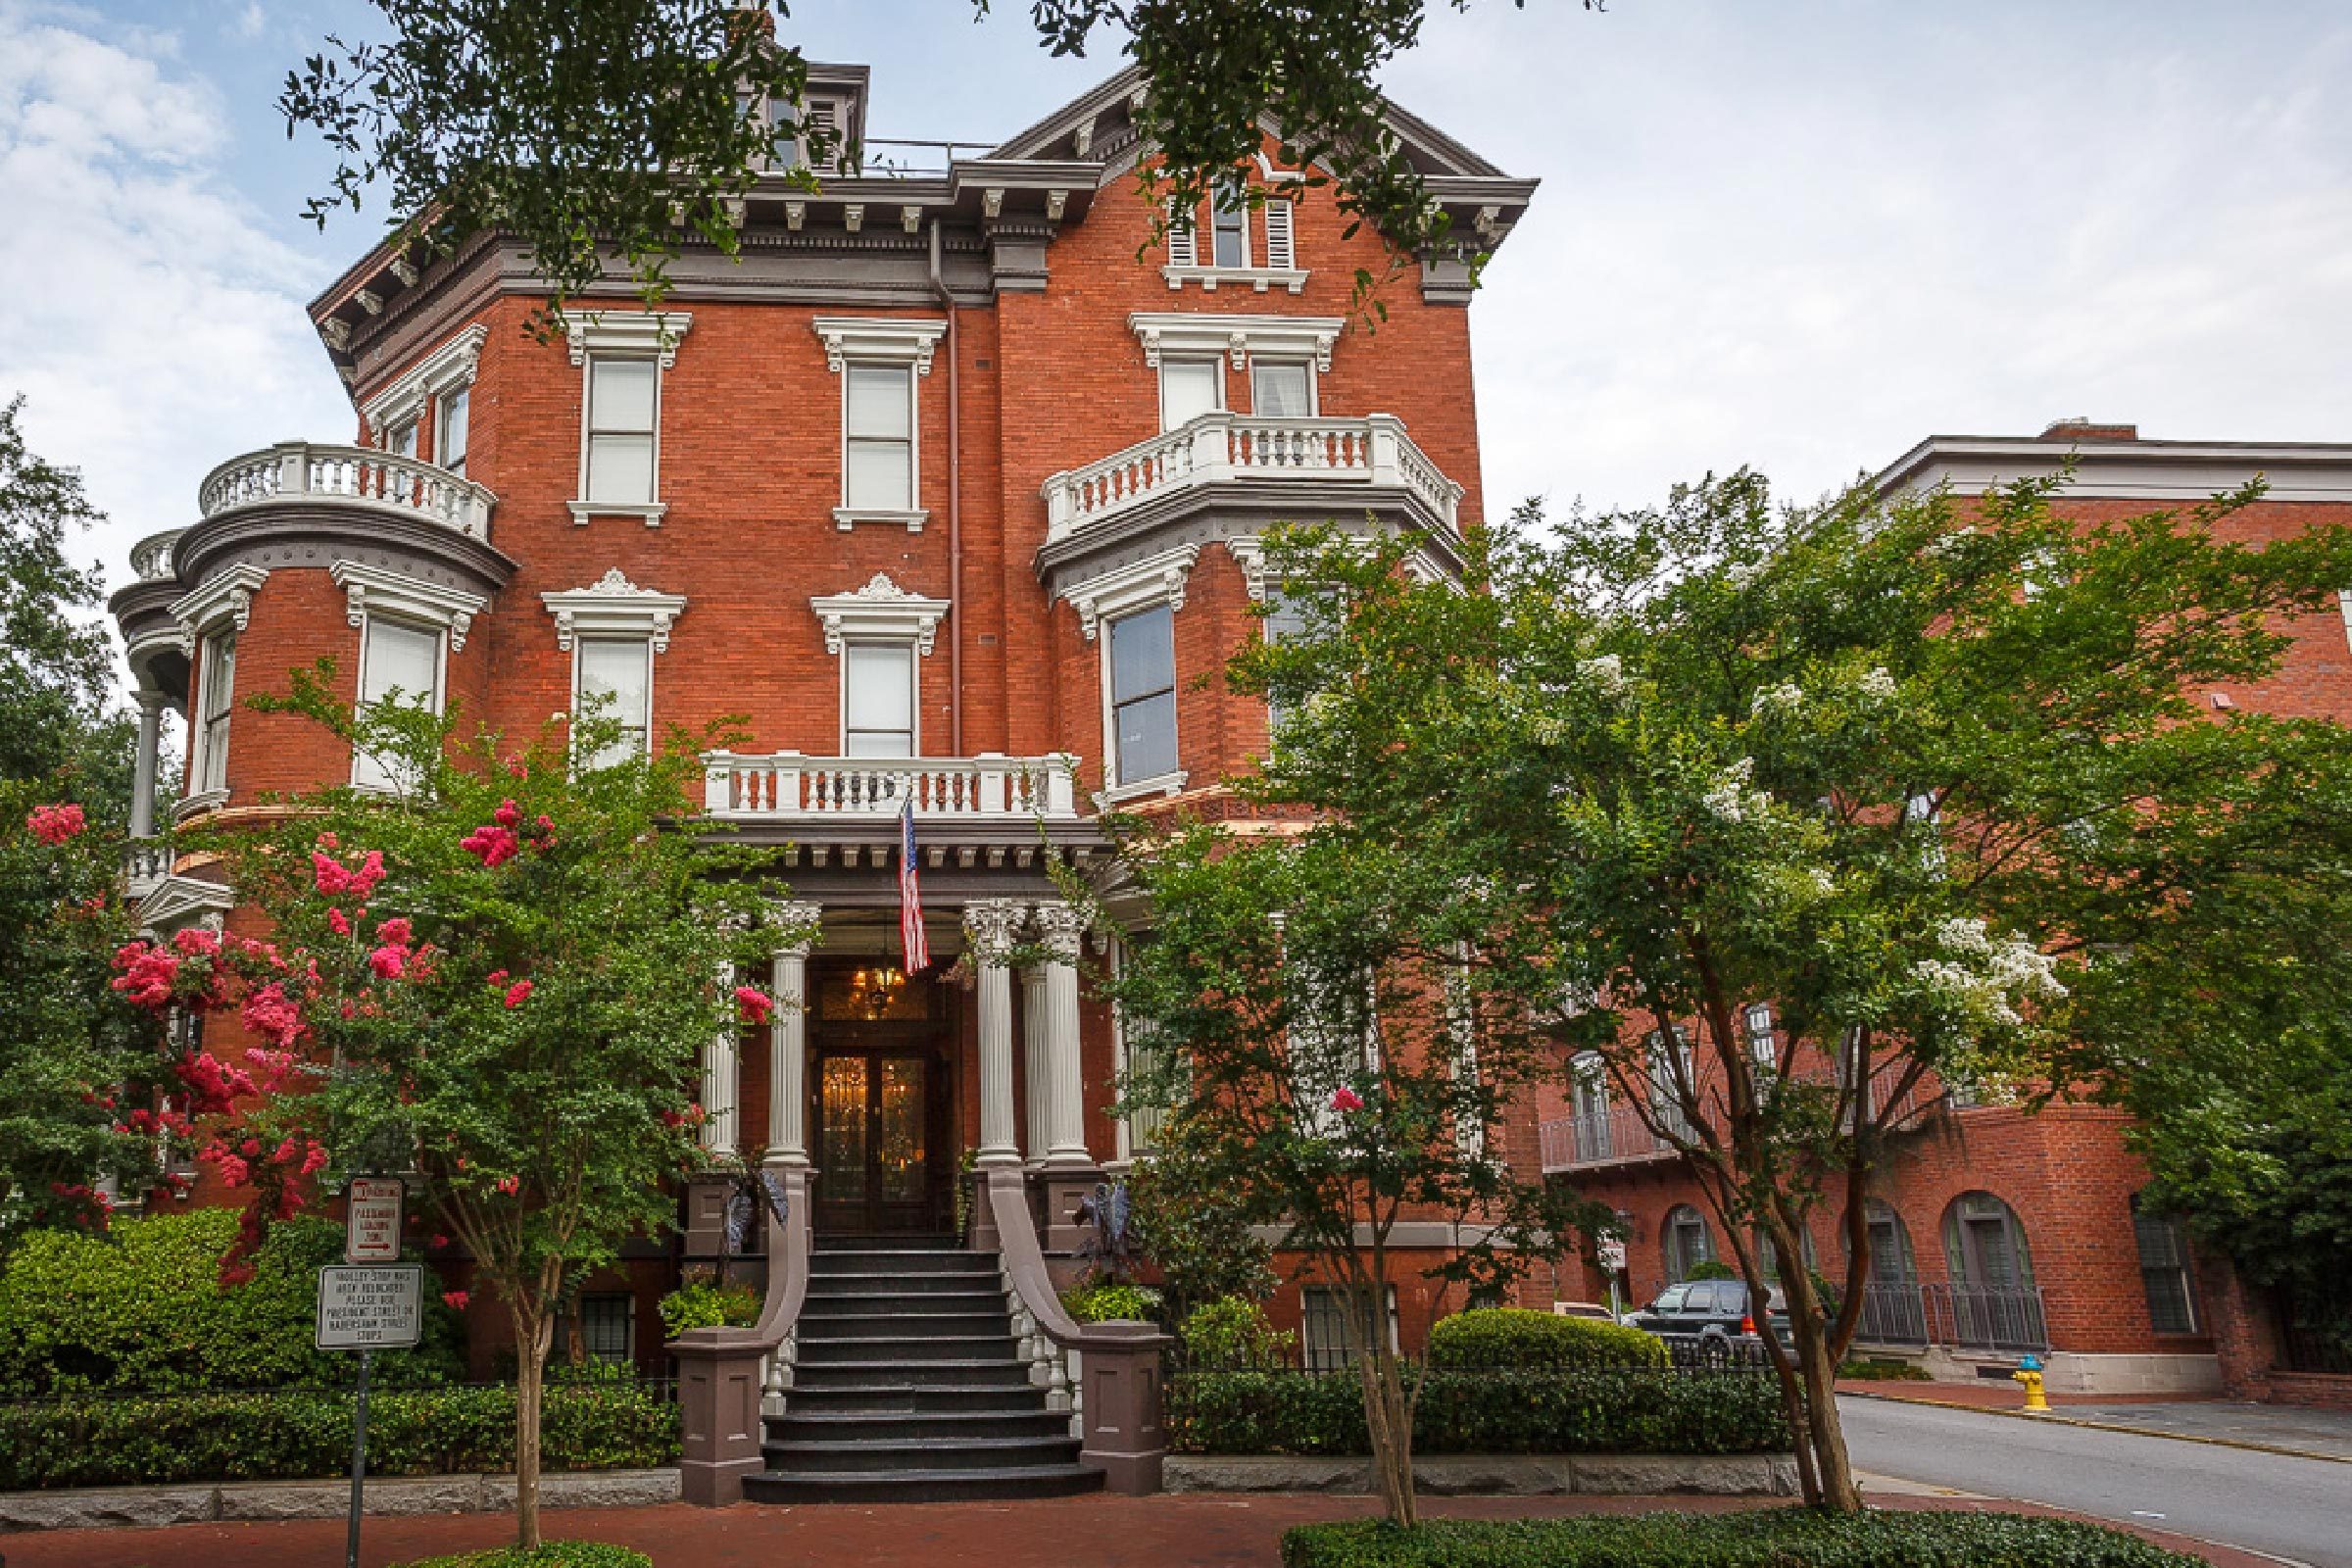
left=1629, top=1278, right=1791, bottom=1363
left=1551, top=1300, right=1619, bottom=1323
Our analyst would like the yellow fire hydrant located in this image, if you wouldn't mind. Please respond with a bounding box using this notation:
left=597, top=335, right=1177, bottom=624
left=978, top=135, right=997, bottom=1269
left=2013, top=1353, right=2050, bottom=1413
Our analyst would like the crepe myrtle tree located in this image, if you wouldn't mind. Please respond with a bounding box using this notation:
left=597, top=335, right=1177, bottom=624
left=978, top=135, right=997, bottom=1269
left=110, top=667, right=802, bottom=1549
left=1230, top=475, right=2352, bottom=1510
left=282, top=1, right=1601, bottom=329
left=1102, top=819, right=1608, bottom=1528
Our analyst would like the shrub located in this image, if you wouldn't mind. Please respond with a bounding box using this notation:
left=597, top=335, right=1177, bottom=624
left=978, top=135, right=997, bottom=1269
left=0, top=1208, right=463, bottom=1398
left=656, top=1278, right=760, bottom=1340
left=1179, top=1298, right=1297, bottom=1368
left=1062, top=1281, right=1161, bottom=1323
left=1279, top=1510, right=2207, bottom=1568
left=1683, top=1259, right=1740, bottom=1282
left=0, top=1379, right=678, bottom=1490
left=1425, top=1308, right=1665, bottom=1371
left=397, top=1547, right=654, bottom=1568
left=1168, top=1367, right=1787, bottom=1456
left=1838, top=1356, right=1930, bottom=1381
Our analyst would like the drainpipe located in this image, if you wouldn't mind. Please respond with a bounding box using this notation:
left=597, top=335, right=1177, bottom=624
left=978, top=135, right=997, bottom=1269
left=928, top=220, right=964, bottom=756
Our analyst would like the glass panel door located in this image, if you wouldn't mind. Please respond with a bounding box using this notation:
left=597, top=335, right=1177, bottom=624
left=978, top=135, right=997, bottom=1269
left=876, top=1056, right=927, bottom=1205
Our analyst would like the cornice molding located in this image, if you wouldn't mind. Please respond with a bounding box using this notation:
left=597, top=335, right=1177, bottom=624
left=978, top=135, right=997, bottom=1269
left=361, top=323, right=487, bottom=434
left=1059, top=543, right=1199, bottom=641
left=810, top=316, right=949, bottom=375
left=168, top=564, right=270, bottom=649
left=564, top=311, right=694, bottom=368
left=330, top=560, right=491, bottom=651
left=541, top=568, right=689, bottom=653
left=809, top=571, right=951, bottom=655
left=1129, top=311, right=1344, bottom=371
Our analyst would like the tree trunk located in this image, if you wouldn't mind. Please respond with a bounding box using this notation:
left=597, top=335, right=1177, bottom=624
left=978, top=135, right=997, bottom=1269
left=511, top=1303, right=556, bottom=1548
left=1351, top=1284, right=1416, bottom=1528
left=1771, top=1247, right=1862, bottom=1512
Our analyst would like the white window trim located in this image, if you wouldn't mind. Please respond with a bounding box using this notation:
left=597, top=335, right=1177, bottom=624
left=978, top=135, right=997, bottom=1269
left=349, top=613, right=447, bottom=791
left=839, top=640, right=920, bottom=757
left=565, top=312, right=692, bottom=526
left=333, top=561, right=488, bottom=654
left=813, top=318, right=946, bottom=532
left=185, top=624, right=239, bottom=815
left=362, top=323, right=487, bottom=447
left=1162, top=189, right=1308, bottom=294
left=1130, top=313, right=1342, bottom=375
left=169, top=563, right=269, bottom=652
left=571, top=638, right=658, bottom=765
left=809, top=571, right=949, bottom=656
left=1249, top=355, right=1321, bottom=417
left=541, top=567, right=689, bottom=653
left=1090, top=560, right=1194, bottom=802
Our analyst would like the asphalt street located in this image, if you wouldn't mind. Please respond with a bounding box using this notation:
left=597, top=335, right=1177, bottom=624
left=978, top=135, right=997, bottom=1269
left=1838, top=1395, right=2352, bottom=1568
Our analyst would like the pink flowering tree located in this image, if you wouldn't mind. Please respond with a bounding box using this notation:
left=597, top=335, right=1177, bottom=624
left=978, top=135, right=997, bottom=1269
left=0, top=779, right=182, bottom=1243
left=1099, top=821, right=1604, bottom=1528
left=110, top=669, right=795, bottom=1548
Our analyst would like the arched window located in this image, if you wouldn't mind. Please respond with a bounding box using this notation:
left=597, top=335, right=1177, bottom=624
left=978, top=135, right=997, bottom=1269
left=2131, top=1193, right=2198, bottom=1335
left=1862, top=1199, right=1918, bottom=1286
left=1942, top=1192, right=2034, bottom=1291
left=1664, top=1204, right=1714, bottom=1283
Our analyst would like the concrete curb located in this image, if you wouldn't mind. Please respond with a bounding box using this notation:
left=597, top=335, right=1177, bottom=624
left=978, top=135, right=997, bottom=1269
left=1164, top=1452, right=1799, bottom=1496
left=0, top=1467, right=681, bottom=1535
left=1838, top=1391, right=2352, bottom=1467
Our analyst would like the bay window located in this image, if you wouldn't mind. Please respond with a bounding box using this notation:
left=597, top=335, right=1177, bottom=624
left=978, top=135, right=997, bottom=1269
left=193, top=630, right=235, bottom=796
left=1108, top=604, right=1179, bottom=787
left=352, top=615, right=444, bottom=792
left=436, top=385, right=469, bottom=476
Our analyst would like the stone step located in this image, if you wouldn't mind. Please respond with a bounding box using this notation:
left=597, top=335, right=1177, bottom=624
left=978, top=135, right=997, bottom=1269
left=782, top=1384, right=1051, bottom=1415
left=790, top=1359, right=1037, bottom=1389
left=795, top=1335, right=1020, bottom=1364
left=760, top=1434, right=1086, bottom=1475
left=802, top=1275, right=1006, bottom=1302
left=808, top=1250, right=999, bottom=1276
left=812, top=1233, right=962, bottom=1251
left=798, top=1310, right=1013, bottom=1340
left=767, top=1408, right=1073, bottom=1445
left=742, top=1464, right=1103, bottom=1504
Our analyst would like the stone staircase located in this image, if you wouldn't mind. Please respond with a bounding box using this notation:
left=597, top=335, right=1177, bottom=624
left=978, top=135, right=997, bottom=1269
left=742, top=1233, right=1104, bottom=1503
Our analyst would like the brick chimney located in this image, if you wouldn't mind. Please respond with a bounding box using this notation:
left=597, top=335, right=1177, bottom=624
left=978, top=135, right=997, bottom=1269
left=2038, top=417, right=2138, bottom=442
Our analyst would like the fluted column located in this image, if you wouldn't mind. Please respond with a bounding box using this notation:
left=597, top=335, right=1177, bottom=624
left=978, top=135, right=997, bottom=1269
left=766, top=901, right=822, bottom=1168
left=1036, top=902, right=1093, bottom=1167
left=128, top=691, right=167, bottom=840
left=965, top=900, right=1028, bottom=1168
left=1021, top=960, right=1050, bottom=1164
left=703, top=956, right=740, bottom=1161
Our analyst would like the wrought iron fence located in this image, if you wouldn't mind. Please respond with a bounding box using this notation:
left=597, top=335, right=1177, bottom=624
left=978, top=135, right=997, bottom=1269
left=2276, top=1302, right=2352, bottom=1376
left=1921, top=1282, right=2048, bottom=1352
left=1851, top=1282, right=1931, bottom=1347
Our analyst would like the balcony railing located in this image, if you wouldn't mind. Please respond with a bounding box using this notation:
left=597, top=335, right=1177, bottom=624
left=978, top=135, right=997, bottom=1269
left=122, top=841, right=170, bottom=902
left=128, top=529, right=185, bottom=583
left=1539, top=1105, right=1678, bottom=1172
left=1922, top=1283, right=2049, bottom=1352
left=1851, top=1282, right=1932, bottom=1346
left=702, top=752, right=1081, bottom=821
left=198, top=442, right=496, bottom=541
left=1040, top=413, right=1463, bottom=544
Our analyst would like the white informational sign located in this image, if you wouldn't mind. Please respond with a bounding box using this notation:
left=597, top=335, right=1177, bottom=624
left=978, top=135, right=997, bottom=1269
left=344, top=1176, right=406, bottom=1264
left=317, top=1265, right=423, bottom=1350
left=1597, top=1238, right=1628, bottom=1273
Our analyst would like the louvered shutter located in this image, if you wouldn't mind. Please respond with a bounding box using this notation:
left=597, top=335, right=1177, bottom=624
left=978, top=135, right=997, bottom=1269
left=1261, top=197, right=1296, bottom=270
left=808, top=98, right=839, bottom=172
left=1166, top=200, right=1198, bottom=268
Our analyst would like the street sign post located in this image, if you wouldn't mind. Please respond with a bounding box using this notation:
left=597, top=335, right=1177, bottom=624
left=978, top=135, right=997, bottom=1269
left=322, top=1182, right=421, bottom=1568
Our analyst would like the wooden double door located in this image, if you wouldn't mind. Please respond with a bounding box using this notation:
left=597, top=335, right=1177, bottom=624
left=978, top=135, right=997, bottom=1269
left=809, top=962, right=955, bottom=1235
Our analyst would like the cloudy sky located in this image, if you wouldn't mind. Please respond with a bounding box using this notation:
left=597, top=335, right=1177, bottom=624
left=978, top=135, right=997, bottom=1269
left=4, top=0, right=2349, bottom=603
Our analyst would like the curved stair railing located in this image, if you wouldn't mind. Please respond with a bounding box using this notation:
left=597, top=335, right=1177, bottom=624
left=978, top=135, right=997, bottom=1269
left=670, top=1167, right=813, bottom=1505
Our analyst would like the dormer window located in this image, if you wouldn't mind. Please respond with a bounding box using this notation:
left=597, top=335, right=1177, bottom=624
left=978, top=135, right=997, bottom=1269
left=1210, top=194, right=1249, bottom=270
left=1164, top=176, right=1304, bottom=294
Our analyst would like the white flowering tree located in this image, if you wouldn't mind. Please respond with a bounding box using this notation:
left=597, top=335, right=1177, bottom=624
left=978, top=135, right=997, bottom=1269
left=1235, top=475, right=2352, bottom=1510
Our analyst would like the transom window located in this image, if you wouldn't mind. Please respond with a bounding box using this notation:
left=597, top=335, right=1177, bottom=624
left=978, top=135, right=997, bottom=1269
left=194, top=630, right=236, bottom=795
left=1107, top=604, right=1179, bottom=786
left=353, top=616, right=444, bottom=793
left=575, top=638, right=653, bottom=768
left=843, top=642, right=916, bottom=758
left=1159, top=356, right=1223, bottom=430
left=583, top=357, right=658, bottom=507
left=436, top=386, right=470, bottom=477
left=844, top=363, right=915, bottom=512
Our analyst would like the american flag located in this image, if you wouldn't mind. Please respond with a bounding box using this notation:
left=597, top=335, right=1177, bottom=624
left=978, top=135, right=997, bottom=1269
left=898, top=797, right=930, bottom=973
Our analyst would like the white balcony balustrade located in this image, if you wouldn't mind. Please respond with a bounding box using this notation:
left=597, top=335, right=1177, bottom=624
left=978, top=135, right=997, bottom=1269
left=1040, top=413, right=1463, bottom=544
left=703, top=752, right=1082, bottom=821
left=1539, top=1105, right=1678, bottom=1173
left=128, top=529, right=185, bottom=583
left=199, top=442, right=496, bottom=540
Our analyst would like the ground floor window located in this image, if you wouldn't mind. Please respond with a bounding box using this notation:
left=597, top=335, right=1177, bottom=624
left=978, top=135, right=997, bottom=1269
left=1664, top=1203, right=1714, bottom=1283
left=1301, top=1284, right=1399, bottom=1372
left=580, top=1294, right=635, bottom=1365
left=2131, top=1193, right=2198, bottom=1335
left=1942, top=1191, right=2034, bottom=1290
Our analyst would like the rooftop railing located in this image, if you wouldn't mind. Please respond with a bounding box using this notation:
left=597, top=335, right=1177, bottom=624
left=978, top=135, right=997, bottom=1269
left=197, top=442, right=496, bottom=541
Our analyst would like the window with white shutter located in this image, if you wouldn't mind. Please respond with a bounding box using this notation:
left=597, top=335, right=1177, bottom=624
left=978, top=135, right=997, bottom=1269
left=1166, top=199, right=1198, bottom=268
left=1261, top=197, right=1296, bottom=270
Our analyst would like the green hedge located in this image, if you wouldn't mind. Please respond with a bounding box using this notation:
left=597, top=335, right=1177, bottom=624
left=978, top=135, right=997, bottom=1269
left=1426, top=1308, right=1666, bottom=1371
left=398, top=1547, right=654, bottom=1568
left=0, top=1380, right=679, bottom=1490
left=0, top=1208, right=464, bottom=1398
left=1281, top=1510, right=2206, bottom=1568
left=1169, top=1367, right=1787, bottom=1456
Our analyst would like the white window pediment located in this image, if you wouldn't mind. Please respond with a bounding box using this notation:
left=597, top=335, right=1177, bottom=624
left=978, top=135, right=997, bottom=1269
left=331, top=561, right=490, bottom=651
left=363, top=324, right=488, bottom=438
left=169, top=564, right=270, bottom=651
left=1061, top=543, right=1200, bottom=642
left=541, top=568, right=689, bottom=653
left=564, top=311, right=694, bottom=368
left=1130, top=312, right=1343, bottom=372
left=811, top=318, right=948, bottom=376
left=810, top=572, right=950, bottom=656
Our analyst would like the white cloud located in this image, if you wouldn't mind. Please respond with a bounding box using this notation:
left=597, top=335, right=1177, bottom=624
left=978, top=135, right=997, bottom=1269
left=232, top=3, right=266, bottom=41
left=0, top=1, right=346, bottom=608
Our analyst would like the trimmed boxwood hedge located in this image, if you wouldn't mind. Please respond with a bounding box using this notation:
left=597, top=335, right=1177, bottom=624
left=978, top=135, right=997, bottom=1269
left=1426, top=1308, right=1666, bottom=1370
left=398, top=1548, right=654, bottom=1568
left=1280, top=1510, right=2207, bottom=1568
left=1168, top=1367, right=1787, bottom=1456
left=0, top=1379, right=679, bottom=1490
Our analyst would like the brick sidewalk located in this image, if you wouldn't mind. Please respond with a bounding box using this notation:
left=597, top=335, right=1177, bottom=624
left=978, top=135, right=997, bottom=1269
left=0, top=1491, right=2278, bottom=1568
left=1837, top=1377, right=2212, bottom=1410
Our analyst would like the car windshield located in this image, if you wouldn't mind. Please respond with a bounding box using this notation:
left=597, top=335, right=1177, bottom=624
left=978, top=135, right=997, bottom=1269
left=1651, top=1284, right=1690, bottom=1313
